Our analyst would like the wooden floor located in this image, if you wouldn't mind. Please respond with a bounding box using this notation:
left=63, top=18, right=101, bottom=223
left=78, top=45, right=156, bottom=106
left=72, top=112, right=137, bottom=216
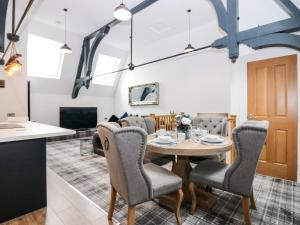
left=1, top=169, right=118, bottom=225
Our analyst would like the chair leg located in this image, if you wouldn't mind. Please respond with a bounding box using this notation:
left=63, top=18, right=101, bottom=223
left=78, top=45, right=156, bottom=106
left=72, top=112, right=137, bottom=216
left=250, top=190, right=257, bottom=210
left=108, top=185, right=117, bottom=221
left=175, top=188, right=184, bottom=225
left=189, top=182, right=197, bottom=215
left=242, top=197, right=252, bottom=225
left=128, top=206, right=136, bottom=225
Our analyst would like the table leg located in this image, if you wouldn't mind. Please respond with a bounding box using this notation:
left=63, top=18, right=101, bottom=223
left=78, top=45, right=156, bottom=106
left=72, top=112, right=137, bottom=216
left=157, top=156, right=216, bottom=212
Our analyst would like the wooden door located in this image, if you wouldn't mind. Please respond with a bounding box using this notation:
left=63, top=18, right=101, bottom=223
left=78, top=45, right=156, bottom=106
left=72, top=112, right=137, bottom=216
left=247, top=55, right=298, bottom=181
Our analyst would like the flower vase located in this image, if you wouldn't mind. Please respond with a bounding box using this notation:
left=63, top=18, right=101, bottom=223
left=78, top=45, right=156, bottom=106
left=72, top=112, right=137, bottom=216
left=177, top=124, right=191, bottom=139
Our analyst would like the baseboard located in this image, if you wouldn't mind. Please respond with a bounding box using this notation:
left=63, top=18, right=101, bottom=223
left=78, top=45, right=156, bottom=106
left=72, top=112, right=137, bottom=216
left=297, top=172, right=300, bottom=183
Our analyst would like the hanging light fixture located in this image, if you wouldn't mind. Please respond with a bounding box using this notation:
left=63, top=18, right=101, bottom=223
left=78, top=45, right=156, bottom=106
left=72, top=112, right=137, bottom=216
left=184, top=9, right=195, bottom=53
left=113, top=1, right=132, bottom=21
left=4, top=0, right=22, bottom=76
left=4, top=44, right=22, bottom=76
left=60, top=8, right=72, bottom=54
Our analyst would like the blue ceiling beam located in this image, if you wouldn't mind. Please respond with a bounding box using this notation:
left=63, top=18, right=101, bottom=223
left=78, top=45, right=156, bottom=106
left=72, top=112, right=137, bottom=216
left=276, top=0, right=300, bottom=17
left=0, top=0, right=9, bottom=54
left=72, top=0, right=159, bottom=99
left=244, top=33, right=300, bottom=50
left=72, top=0, right=300, bottom=98
left=211, top=0, right=300, bottom=62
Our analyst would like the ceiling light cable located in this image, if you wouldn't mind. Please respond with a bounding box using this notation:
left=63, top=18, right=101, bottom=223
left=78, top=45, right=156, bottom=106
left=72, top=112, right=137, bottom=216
left=89, top=44, right=212, bottom=80
left=184, top=9, right=195, bottom=53
left=60, top=8, right=72, bottom=54
left=128, top=16, right=135, bottom=70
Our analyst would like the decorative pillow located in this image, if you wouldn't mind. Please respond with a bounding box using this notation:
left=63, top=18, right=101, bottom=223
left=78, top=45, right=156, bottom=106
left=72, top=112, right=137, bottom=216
left=108, top=115, right=119, bottom=123
left=120, top=112, right=128, bottom=119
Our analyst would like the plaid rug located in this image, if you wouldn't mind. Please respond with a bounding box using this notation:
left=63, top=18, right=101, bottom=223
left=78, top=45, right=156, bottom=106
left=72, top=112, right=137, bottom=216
left=47, top=139, right=300, bottom=225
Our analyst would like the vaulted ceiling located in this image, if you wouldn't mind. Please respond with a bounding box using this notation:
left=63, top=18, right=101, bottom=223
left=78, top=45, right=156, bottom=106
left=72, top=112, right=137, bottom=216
left=30, top=0, right=218, bottom=50
left=26, top=0, right=300, bottom=52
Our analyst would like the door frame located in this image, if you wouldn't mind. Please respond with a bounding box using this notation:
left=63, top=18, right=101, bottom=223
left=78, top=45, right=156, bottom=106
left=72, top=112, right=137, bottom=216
left=230, top=51, right=299, bottom=182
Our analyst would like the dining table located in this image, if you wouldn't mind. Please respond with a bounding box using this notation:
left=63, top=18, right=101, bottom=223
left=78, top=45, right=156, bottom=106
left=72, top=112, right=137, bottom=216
left=146, top=134, right=233, bottom=212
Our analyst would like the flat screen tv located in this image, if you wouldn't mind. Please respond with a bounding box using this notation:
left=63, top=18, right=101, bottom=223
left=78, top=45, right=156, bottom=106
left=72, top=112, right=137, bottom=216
left=60, top=107, right=97, bottom=130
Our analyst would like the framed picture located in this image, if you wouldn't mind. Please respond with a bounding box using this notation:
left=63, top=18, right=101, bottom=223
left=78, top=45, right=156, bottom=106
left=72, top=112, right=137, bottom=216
left=129, top=82, right=159, bottom=106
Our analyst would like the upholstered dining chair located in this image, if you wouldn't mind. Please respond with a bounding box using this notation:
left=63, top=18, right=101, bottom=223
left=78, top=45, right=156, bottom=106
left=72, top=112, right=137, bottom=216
left=120, top=116, right=174, bottom=166
left=119, top=116, right=156, bottom=134
left=189, top=120, right=269, bottom=225
left=191, top=113, right=229, bottom=163
left=98, top=122, right=183, bottom=225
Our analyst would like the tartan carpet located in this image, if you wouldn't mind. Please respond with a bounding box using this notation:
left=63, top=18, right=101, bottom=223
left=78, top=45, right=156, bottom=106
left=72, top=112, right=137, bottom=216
left=47, top=139, right=300, bottom=225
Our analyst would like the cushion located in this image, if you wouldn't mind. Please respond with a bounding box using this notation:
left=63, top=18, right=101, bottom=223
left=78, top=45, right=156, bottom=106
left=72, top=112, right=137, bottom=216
left=144, top=163, right=182, bottom=198
left=108, top=115, right=119, bottom=123
left=120, top=112, right=128, bottom=119
left=189, top=160, right=230, bottom=190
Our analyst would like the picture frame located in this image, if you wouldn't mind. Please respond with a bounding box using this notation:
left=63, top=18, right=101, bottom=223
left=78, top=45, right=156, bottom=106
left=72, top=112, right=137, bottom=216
left=129, top=82, right=159, bottom=106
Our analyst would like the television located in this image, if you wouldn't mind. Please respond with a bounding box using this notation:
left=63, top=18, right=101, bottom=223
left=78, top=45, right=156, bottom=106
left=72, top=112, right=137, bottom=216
left=60, top=107, right=97, bottom=130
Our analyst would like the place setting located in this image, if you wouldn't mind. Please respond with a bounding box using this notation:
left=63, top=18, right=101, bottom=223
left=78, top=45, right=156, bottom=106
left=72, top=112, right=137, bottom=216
left=191, top=126, right=228, bottom=146
left=150, top=127, right=178, bottom=147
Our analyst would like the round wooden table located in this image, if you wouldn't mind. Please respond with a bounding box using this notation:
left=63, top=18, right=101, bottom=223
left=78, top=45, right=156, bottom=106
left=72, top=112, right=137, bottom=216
left=147, top=136, right=233, bottom=211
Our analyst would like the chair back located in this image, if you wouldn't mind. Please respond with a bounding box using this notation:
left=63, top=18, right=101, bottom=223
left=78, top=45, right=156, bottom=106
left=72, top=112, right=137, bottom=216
left=224, top=120, right=269, bottom=196
left=192, top=113, right=228, bottom=136
left=97, top=122, right=152, bottom=206
left=144, top=117, right=156, bottom=134
left=120, top=116, right=155, bottom=134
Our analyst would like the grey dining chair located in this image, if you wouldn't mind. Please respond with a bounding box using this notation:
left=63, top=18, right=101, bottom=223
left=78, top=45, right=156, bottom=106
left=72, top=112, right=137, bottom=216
left=191, top=113, right=229, bottom=162
left=120, top=116, right=174, bottom=166
left=189, top=120, right=269, bottom=225
left=98, top=122, right=183, bottom=225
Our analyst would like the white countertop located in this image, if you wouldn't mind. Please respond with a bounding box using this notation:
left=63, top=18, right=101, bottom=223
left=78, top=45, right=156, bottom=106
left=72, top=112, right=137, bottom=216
left=0, top=121, right=76, bottom=143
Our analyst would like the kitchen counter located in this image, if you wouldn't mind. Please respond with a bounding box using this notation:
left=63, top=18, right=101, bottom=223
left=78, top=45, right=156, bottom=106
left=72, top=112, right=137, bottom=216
left=0, top=121, right=75, bottom=223
left=0, top=121, right=75, bottom=143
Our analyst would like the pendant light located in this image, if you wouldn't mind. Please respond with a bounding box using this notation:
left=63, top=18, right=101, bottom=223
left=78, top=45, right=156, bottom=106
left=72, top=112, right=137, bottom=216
left=113, top=1, right=132, bottom=21
left=5, top=0, right=22, bottom=76
left=60, top=8, right=72, bottom=54
left=4, top=44, right=22, bottom=76
left=184, top=9, right=195, bottom=53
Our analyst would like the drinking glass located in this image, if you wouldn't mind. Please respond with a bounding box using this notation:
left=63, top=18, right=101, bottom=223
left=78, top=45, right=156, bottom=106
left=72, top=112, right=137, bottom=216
left=178, top=132, right=185, bottom=143
left=191, top=125, right=197, bottom=139
left=171, top=125, right=178, bottom=140
left=160, top=124, right=166, bottom=131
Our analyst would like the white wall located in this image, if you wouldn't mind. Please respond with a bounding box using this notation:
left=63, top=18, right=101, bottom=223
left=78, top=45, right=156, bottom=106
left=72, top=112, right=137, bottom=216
left=22, top=20, right=128, bottom=125
left=30, top=93, right=113, bottom=126
left=0, top=67, right=27, bottom=121
left=1, top=17, right=128, bottom=124
left=114, top=21, right=233, bottom=116
left=0, top=9, right=28, bottom=121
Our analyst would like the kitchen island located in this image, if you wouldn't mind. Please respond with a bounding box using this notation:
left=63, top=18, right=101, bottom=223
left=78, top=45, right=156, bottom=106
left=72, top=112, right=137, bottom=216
left=0, top=122, right=75, bottom=223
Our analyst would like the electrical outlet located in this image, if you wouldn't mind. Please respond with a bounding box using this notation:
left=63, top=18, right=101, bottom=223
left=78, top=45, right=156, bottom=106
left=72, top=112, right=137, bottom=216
left=7, top=113, right=16, bottom=117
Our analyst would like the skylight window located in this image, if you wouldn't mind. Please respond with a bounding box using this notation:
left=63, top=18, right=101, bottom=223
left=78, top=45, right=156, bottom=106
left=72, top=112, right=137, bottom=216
left=93, top=54, right=121, bottom=86
left=27, top=34, right=64, bottom=79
